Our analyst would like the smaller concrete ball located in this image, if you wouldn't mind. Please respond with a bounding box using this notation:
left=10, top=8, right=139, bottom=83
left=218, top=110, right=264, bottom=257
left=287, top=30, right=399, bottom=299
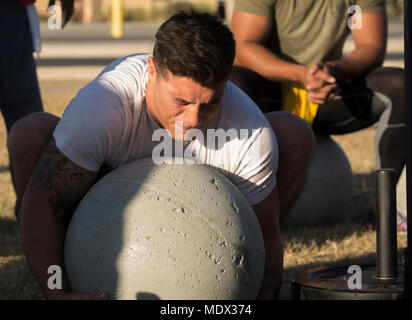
left=282, top=135, right=352, bottom=226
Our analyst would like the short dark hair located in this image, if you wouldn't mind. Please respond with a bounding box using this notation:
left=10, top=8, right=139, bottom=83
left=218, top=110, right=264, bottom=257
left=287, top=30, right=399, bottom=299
left=153, top=11, right=236, bottom=86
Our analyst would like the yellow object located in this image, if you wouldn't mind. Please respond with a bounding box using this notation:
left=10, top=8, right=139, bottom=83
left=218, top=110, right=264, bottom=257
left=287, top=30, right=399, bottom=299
left=281, top=82, right=319, bottom=125
left=111, top=0, right=123, bottom=39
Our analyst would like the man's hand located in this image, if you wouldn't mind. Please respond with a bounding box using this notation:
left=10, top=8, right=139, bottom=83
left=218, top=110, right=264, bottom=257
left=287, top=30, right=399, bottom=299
left=299, top=62, right=341, bottom=105
left=257, top=266, right=283, bottom=300
left=48, top=0, right=74, bottom=28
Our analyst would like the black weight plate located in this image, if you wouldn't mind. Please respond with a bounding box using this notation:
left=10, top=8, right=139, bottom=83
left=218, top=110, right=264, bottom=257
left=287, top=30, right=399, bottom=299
left=291, top=264, right=404, bottom=300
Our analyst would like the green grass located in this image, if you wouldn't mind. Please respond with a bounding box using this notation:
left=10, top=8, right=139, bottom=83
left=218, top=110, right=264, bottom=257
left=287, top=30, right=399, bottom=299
left=0, top=79, right=407, bottom=300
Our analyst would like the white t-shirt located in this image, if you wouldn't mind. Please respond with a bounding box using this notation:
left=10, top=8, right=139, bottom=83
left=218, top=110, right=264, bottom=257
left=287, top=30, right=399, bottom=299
left=53, top=54, right=278, bottom=205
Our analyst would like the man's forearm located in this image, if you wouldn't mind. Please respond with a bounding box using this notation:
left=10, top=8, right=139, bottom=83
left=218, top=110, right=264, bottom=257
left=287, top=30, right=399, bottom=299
left=327, top=44, right=386, bottom=80
left=260, top=238, right=283, bottom=299
left=252, top=186, right=284, bottom=299
left=235, top=42, right=307, bottom=83
left=20, top=193, right=71, bottom=299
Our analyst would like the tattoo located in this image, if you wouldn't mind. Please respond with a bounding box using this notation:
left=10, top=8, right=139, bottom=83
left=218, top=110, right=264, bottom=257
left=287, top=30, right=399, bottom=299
left=260, top=266, right=283, bottom=298
left=30, top=138, right=97, bottom=211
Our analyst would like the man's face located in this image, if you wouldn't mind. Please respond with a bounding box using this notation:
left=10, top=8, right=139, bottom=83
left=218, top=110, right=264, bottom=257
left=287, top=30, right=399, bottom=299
left=146, top=57, right=226, bottom=140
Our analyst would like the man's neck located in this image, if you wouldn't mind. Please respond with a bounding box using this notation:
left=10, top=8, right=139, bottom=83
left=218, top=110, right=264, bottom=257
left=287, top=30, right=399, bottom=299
left=145, top=81, right=163, bottom=128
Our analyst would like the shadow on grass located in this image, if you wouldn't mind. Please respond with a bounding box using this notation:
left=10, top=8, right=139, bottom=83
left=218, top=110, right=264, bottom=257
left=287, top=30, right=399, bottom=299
left=0, top=166, right=10, bottom=173
left=0, top=257, right=43, bottom=300
left=0, top=217, right=21, bottom=256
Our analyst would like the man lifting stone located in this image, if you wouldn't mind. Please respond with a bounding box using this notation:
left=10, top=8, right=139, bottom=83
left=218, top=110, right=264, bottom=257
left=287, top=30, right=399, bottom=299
left=8, top=11, right=315, bottom=299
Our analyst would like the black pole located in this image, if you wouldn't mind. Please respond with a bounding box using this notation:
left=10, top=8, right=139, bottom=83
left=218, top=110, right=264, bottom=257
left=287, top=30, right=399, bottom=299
left=376, top=169, right=398, bottom=279
left=404, top=0, right=412, bottom=300
left=217, top=0, right=226, bottom=20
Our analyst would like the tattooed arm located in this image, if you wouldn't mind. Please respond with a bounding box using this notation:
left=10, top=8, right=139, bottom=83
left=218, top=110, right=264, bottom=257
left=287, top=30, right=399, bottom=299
left=19, top=138, right=108, bottom=300
left=252, top=185, right=283, bottom=299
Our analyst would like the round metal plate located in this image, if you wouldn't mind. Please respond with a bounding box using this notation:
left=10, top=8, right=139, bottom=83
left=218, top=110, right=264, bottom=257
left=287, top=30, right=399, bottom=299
left=291, top=264, right=404, bottom=300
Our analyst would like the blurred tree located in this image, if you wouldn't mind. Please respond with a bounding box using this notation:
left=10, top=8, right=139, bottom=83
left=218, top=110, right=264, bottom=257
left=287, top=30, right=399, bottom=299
left=386, top=0, right=404, bottom=18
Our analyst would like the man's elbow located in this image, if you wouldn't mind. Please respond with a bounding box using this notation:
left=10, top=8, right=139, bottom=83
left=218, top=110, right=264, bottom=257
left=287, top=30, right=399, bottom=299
left=234, top=45, right=245, bottom=67
left=234, top=55, right=242, bottom=67
left=376, top=48, right=386, bottom=67
left=233, top=40, right=254, bottom=67
left=365, top=43, right=387, bottom=68
left=19, top=187, right=58, bottom=228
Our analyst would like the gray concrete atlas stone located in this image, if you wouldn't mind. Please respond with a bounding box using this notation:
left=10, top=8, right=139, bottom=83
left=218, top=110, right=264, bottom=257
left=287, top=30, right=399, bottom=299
left=282, top=135, right=353, bottom=226
left=64, top=157, right=265, bottom=300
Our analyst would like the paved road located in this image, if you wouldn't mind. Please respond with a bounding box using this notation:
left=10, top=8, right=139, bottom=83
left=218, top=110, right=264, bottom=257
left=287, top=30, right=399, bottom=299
left=40, top=21, right=162, bottom=42
left=40, top=18, right=405, bottom=41
left=36, top=19, right=405, bottom=81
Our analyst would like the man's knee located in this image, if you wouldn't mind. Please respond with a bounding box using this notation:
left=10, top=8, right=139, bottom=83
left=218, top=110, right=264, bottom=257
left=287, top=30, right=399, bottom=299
left=265, top=111, right=315, bottom=217
left=368, top=67, right=405, bottom=96
left=386, top=67, right=405, bottom=88
left=265, top=111, right=316, bottom=165
left=7, top=112, right=60, bottom=157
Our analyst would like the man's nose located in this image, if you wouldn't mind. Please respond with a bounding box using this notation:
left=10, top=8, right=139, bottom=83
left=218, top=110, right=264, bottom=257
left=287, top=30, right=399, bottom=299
left=186, top=105, right=201, bottom=128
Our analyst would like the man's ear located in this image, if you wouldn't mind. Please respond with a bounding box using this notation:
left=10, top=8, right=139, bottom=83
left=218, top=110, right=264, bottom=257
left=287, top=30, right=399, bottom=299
left=148, top=57, right=157, bottom=81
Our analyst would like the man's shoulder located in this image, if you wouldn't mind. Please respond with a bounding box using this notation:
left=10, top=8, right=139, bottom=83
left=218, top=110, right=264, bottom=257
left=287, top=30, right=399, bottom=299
left=90, top=53, right=151, bottom=103
left=99, top=53, right=151, bottom=76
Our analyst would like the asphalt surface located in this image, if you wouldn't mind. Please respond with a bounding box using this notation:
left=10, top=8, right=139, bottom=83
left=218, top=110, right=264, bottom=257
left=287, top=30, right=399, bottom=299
left=40, top=21, right=162, bottom=42
left=35, top=19, right=405, bottom=81
left=40, top=18, right=404, bottom=41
